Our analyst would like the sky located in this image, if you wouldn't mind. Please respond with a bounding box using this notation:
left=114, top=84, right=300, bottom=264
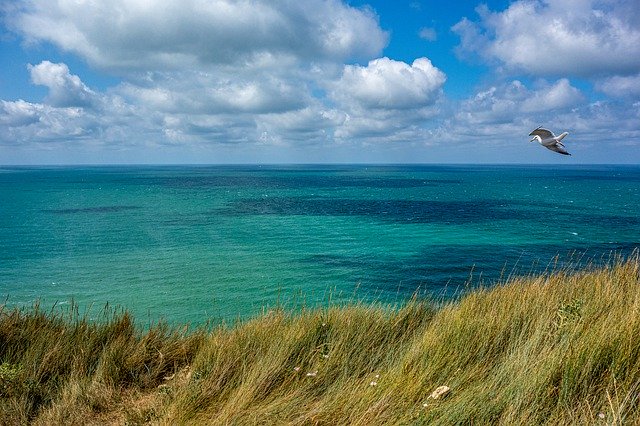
left=1, top=0, right=639, bottom=165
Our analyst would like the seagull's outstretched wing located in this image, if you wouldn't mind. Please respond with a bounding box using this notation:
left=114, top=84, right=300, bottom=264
left=529, top=127, right=554, bottom=139
left=546, top=143, right=571, bottom=155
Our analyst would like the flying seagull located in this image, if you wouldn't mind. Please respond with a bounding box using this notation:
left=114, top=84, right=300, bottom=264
left=529, top=126, right=570, bottom=155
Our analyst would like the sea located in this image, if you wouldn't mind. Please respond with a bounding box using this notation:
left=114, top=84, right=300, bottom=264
left=1, top=164, right=639, bottom=326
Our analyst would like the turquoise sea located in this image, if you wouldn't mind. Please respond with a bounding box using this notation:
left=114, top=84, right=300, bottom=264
left=1, top=165, right=639, bottom=325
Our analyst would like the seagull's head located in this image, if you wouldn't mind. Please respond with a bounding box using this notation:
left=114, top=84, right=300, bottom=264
left=530, top=135, right=540, bottom=143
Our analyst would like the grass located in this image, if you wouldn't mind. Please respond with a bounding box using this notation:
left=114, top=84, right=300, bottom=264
left=1, top=252, right=639, bottom=425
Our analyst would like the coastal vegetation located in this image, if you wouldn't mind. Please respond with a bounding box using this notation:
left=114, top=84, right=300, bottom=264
left=1, top=252, right=639, bottom=425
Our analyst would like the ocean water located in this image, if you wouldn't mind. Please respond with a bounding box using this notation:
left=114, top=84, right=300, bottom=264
left=1, top=165, right=639, bottom=325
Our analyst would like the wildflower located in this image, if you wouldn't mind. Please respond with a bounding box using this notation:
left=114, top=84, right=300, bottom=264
left=375, top=374, right=380, bottom=379
left=323, top=354, right=329, bottom=358
left=322, top=322, right=327, bottom=327
left=422, top=402, right=429, bottom=408
left=294, top=367, right=300, bottom=372
left=370, top=381, right=377, bottom=386
left=598, top=413, right=606, bottom=419
left=306, top=371, right=318, bottom=377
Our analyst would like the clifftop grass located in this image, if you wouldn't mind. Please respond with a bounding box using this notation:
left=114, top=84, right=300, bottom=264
left=1, top=253, right=639, bottom=425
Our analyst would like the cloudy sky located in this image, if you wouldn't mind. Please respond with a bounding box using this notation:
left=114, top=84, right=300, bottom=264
left=1, top=0, right=639, bottom=164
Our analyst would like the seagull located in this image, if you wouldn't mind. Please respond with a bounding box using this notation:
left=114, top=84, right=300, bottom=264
left=529, top=126, right=571, bottom=155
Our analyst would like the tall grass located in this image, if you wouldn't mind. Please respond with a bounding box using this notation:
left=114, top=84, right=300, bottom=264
left=1, top=252, right=639, bottom=425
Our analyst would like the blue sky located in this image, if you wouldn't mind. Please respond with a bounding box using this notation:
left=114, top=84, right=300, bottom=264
left=1, top=0, right=639, bottom=164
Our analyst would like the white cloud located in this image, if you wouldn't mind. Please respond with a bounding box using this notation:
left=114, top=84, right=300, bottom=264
left=0, top=100, right=98, bottom=144
left=446, top=0, right=639, bottom=160
left=418, top=27, right=437, bottom=41
left=28, top=61, right=97, bottom=107
left=11, top=0, right=387, bottom=70
left=332, top=57, right=445, bottom=110
left=452, top=0, right=640, bottom=77
left=597, top=73, right=640, bottom=98
left=326, top=57, right=445, bottom=141
left=456, top=79, right=583, bottom=126
left=257, top=106, right=346, bottom=145
left=520, top=79, right=584, bottom=113
left=117, top=72, right=307, bottom=115
left=0, top=100, right=41, bottom=128
left=333, top=108, right=438, bottom=141
left=8, top=1, right=635, bottom=163
left=2, top=1, right=464, bottom=156
left=6, top=1, right=444, bottom=155
left=0, top=68, right=156, bottom=147
left=159, top=113, right=259, bottom=146
left=1, top=55, right=449, bottom=152
left=438, top=79, right=640, bottom=159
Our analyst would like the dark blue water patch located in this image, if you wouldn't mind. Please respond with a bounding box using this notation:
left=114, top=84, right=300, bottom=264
left=43, top=206, right=141, bottom=214
left=534, top=208, right=640, bottom=230
left=306, top=242, right=640, bottom=299
left=216, top=197, right=533, bottom=224
left=153, top=175, right=461, bottom=190
left=573, top=213, right=640, bottom=228
left=510, top=200, right=580, bottom=213
left=505, top=200, right=640, bottom=229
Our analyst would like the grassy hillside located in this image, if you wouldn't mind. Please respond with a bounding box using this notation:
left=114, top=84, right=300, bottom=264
left=1, top=252, right=639, bottom=425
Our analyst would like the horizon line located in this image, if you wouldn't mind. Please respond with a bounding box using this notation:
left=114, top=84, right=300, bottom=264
left=2, top=162, right=640, bottom=168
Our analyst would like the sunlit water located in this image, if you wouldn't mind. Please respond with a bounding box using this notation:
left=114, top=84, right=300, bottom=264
left=1, top=165, right=638, bottom=325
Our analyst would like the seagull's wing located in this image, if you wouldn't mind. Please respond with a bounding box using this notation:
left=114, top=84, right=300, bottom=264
left=529, top=127, right=554, bottom=139
left=545, top=143, right=571, bottom=156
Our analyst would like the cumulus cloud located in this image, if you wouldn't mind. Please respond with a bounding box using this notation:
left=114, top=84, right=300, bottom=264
left=257, top=106, right=346, bottom=145
left=3, top=61, right=162, bottom=149
left=0, top=100, right=41, bottom=128
left=446, top=0, right=639, bottom=158
left=455, top=79, right=583, bottom=127
left=438, top=78, right=639, bottom=158
left=520, top=79, right=584, bottom=113
left=597, top=73, right=640, bottom=99
left=11, top=0, right=387, bottom=70
left=327, top=57, right=445, bottom=140
left=1, top=54, right=450, bottom=152
left=10, top=0, right=634, bottom=162
left=334, top=109, right=438, bottom=141
left=0, top=0, right=470, bottom=157
left=1, top=66, right=154, bottom=147
left=6, top=0, right=457, bottom=155
left=28, top=61, right=97, bottom=107
left=0, top=100, right=99, bottom=144
left=117, top=72, right=307, bottom=115
left=452, top=0, right=640, bottom=77
left=332, top=57, right=445, bottom=110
